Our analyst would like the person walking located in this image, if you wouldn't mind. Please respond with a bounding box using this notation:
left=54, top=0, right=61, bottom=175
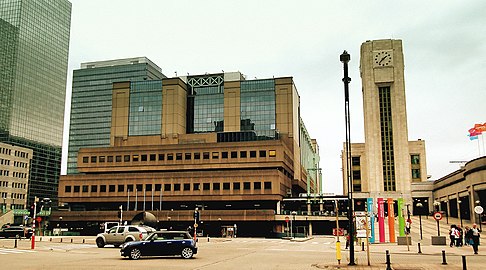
left=464, top=226, right=472, bottom=246
left=449, top=225, right=457, bottom=247
left=456, top=226, right=463, bottom=247
left=471, top=223, right=481, bottom=254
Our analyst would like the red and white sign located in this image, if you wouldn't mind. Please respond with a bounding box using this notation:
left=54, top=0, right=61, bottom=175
left=285, top=216, right=289, bottom=223
left=36, top=216, right=42, bottom=222
left=433, top=212, right=443, bottom=221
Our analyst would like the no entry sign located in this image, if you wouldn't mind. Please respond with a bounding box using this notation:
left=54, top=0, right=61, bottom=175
left=433, top=212, right=443, bottom=221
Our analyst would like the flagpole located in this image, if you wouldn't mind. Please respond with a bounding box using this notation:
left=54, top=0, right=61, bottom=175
left=135, top=189, right=138, bottom=211
left=151, top=188, right=154, bottom=211
left=143, top=188, right=146, bottom=211
left=127, top=190, right=130, bottom=211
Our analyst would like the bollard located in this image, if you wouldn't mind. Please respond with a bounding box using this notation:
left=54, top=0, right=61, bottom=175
left=362, top=242, right=365, bottom=251
left=50, top=237, right=52, bottom=242
left=462, top=255, right=467, bottom=270
left=386, top=250, right=392, bottom=270
left=71, top=238, right=73, bottom=243
left=442, top=250, right=448, bottom=265
left=40, top=237, right=42, bottom=242
left=83, top=239, right=85, bottom=244
left=207, top=235, right=210, bottom=242
left=60, top=238, right=62, bottom=243
left=418, top=242, right=422, bottom=254
left=14, top=238, right=17, bottom=248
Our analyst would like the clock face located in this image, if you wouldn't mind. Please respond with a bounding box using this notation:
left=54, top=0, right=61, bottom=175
left=373, top=51, right=393, bottom=67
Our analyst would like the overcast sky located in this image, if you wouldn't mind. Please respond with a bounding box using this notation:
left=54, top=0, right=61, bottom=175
left=62, top=0, right=486, bottom=194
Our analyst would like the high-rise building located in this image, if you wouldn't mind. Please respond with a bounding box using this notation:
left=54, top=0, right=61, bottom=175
left=57, top=60, right=321, bottom=236
left=342, top=39, right=427, bottom=209
left=0, top=0, right=72, bottom=205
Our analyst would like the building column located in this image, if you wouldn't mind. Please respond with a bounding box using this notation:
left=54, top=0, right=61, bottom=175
left=276, top=201, right=281, bottom=215
left=308, top=221, right=313, bottom=237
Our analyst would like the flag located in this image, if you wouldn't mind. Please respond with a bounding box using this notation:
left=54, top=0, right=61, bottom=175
left=469, top=127, right=482, bottom=136
left=469, top=134, right=478, bottom=140
left=475, top=123, right=486, bottom=132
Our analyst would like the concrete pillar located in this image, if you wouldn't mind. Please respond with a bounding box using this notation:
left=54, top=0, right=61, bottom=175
left=307, top=201, right=311, bottom=214
left=276, top=201, right=281, bottom=215
left=308, top=221, right=313, bottom=237
left=319, top=200, right=324, bottom=212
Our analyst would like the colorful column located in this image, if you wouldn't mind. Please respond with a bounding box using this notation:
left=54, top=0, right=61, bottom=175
left=387, top=198, right=395, bottom=243
left=397, top=198, right=405, bottom=237
left=367, top=197, right=375, bottom=243
left=378, top=198, right=385, bottom=243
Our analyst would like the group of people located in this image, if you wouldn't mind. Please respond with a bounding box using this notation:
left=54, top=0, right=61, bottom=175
left=449, top=223, right=481, bottom=254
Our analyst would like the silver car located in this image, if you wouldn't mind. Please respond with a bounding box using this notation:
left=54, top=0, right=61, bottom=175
left=96, top=225, right=155, bottom=248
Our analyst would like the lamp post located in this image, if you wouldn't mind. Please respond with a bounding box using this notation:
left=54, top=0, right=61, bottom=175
left=291, top=211, right=297, bottom=238
left=445, top=200, right=449, bottom=224
left=416, top=202, right=423, bottom=240
left=340, top=50, right=355, bottom=266
left=476, top=200, right=482, bottom=231
left=434, top=201, right=441, bottom=236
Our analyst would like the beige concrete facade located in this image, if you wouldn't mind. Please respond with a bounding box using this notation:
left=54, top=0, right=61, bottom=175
left=343, top=39, right=427, bottom=205
left=0, top=142, right=33, bottom=210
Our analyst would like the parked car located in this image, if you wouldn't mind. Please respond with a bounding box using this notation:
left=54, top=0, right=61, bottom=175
left=0, top=224, right=33, bottom=239
left=120, top=231, right=197, bottom=260
left=95, top=225, right=155, bottom=248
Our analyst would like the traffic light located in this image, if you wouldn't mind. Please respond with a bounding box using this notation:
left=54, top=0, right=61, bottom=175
left=29, top=204, right=35, bottom=218
left=194, top=210, right=200, bottom=223
left=117, top=209, right=122, bottom=219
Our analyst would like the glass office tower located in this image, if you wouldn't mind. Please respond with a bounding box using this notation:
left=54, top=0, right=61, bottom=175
left=67, top=58, right=166, bottom=174
left=0, top=0, right=72, bottom=205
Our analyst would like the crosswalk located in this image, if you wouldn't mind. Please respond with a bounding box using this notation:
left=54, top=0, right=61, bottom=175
left=0, top=248, right=36, bottom=255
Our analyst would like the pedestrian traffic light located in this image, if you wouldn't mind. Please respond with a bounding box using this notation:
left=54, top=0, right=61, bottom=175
left=29, top=204, right=35, bottom=217
left=194, top=210, right=200, bottom=223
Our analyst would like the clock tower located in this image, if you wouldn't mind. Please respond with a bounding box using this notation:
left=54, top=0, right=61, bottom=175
left=343, top=39, right=427, bottom=205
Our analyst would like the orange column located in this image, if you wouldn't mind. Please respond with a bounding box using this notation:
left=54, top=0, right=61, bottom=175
left=388, top=198, right=396, bottom=243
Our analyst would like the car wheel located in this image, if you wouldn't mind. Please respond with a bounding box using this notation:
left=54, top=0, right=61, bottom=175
left=96, top=237, right=105, bottom=248
left=181, top=247, right=194, bottom=259
left=15, top=234, right=21, bottom=239
left=129, top=248, right=141, bottom=260
left=125, top=238, right=133, bottom=243
left=114, top=244, right=120, bottom=248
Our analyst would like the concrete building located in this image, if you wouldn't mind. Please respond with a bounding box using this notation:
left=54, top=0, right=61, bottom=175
left=0, top=0, right=72, bottom=205
left=0, top=142, right=33, bottom=211
left=57, top=59, right=322, bottom=236
left=342, top=39, right=427, bottom=211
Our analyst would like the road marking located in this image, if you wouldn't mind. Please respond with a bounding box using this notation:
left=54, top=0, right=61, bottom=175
left=0, top=248, right=36, bottom=255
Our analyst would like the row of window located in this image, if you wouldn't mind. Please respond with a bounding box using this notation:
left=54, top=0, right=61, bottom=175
left=83, top=149, right=277, bottom=164
left=65, top=181, right=273, bottom=193
left=0, top=170, right=8, bottom=176
left=13, top=161, right=28, bottom=168
left=0, top=191, right=25, bottom=200
left=0, top=159, right=10, bottom=166
left=0, top=148, right=12, bottom=155
left=14, top=150, right=29, bottom=159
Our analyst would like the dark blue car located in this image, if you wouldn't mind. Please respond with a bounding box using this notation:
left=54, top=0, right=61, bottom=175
left=120, top=231, right=197, bottom=260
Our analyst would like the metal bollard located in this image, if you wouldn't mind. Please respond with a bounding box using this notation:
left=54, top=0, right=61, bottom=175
left=386, top=250, right=392, bottom=270
left=71, top=238, right=73, bottom=243
left=60, top=238, right=62, bottom=243
left=50, top=237, right=52, bottom=242
left=207, top=235, right=210, bottom=242
left=362, top=242, right=365, bottom=251
left=418, top=242, right=422, bottom=254
left=14, top=239, right=18, bottom=248
left=83, top=239, right=85, bottom=244
left=442, top=250, right=447, bottom=265
left=462, top=255, right=467, bottom=270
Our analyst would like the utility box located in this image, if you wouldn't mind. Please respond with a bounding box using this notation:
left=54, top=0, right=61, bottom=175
left=397, top=236, right=412, bottom=245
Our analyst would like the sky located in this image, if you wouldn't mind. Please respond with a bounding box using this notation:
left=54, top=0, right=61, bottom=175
left=62, top=0, right=486, bottom=195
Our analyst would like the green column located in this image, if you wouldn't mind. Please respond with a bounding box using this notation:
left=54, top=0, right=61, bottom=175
left=398, top=198, right=405, bottom=237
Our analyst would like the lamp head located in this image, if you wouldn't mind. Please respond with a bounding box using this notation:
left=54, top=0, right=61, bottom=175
left=340, top=50, right=350, bottom=63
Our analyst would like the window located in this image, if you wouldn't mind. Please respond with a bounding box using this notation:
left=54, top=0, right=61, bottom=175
left=141, top=155, right=147, bottom=161
left=184, top=183, right=190, bottom=191
left=91, top=185, right=97, bottom=192
left=146, top=184, right=152, bottom=191
left=136, top=184, right=143, bottom=191
left=353, top=170, right=361, bottom=180
left=100, top=185, right=106, bottom=192
left=269, top=150, right=276, bottom=157
left=82, top=157, right=88, bottom=163
left=213, top=183, right=220, bottom=190
left=107, top=156, right=114, bottom=162
left=158, top=154, right=165, bottom=161
left=352, top=156, right=360, bottom=166
left=264, top=182, right=272, bottom=189
left=185, top=153, right=192, bottom=160
left=233, top=182, right=240, bottom=190
left=155, top=184, right=162, bottom=191
left=203, top=183, right=210, bottom=190
left=222, top=152, right=228, bottom=159
left=91, top=156, right=97, bottom=163
left=164, top=184, right=171, bottom=191
left=244, top=182, right=251, bottom=190
left=231, top=151, right=237, bottom=158
left=212, top=152, right=219, bottom=159
left=82, top=185, right=88, bottom=192
left=259, top=150, right=266, bottom=157
left=124, top=155, right=130, bottom=162
left=411, top=155, right=420, bottom=165
left=118, top=185, right=125, bottom=192
left=412, top=169, right=421, bottom=179
left=194, top=152, right=200, bottom=159
left=223, top=182, right=230, bottom=190
left=174, top=184, right=180, bottom=191
left=254, top=182, right=261, bottom=189
left=99, top=156, right=105, bottom=163
left=65, top=186, right=71, bottom=192
left=150, top=154, right=156, bottom=161
left=193, top=183, right=200, bottom=190
left=176, top=153, right=182, bottom=160
left=127, top=185, right=133, bottom=192
left=250, top=151, right=256, bottom=158
left=203, top=152, right=210, bottom=159
left=132, top=155, right=139, bottom=162
left=109, top=185, right=116, bottom=192
left=116, top=155, right=122, bottom=162
left=73, top=186, right=80, bottom=192
left=240, top=151, right=247, bottom=158
left=167, top=154, right=174, bottom=160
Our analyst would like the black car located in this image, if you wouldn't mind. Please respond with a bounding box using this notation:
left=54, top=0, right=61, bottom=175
left=0, top=225, right=33, bottom=239
left=120, top=231, right=197, bottom=260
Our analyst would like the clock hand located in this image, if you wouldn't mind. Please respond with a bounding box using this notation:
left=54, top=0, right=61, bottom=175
left=379, top=55, right=388, bottom=65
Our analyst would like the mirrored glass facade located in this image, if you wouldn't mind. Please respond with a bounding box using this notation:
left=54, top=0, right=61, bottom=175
left=129, top=80, right=163, bottom=136
left=0, top=0, right=71, bottom=204
left=68, top=61, right=165, bottom=174
left=240, top=80, right=276, bottom=139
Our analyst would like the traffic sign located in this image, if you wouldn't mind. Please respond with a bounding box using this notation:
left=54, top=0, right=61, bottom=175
left=194, top=223, right=198, bottom=228
left=285, top=216, right=289, bottom=223
left=474, top=206, right=484, bottom=214
left=36, top=216, right=42, bottom=222
left=433, top=212, right=443, bottom=221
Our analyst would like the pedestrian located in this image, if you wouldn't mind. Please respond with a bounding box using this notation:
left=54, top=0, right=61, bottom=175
left=456, top=226, right=463, bottom=247
left=464, top=226, right=472, bottom=246
left=471, top=223, right=481, bottom=254
left=449, top=225, right=457, bottom=247
left=345, top=232, right=350, bottom=249
left=405, top=219, right=411, bottom=235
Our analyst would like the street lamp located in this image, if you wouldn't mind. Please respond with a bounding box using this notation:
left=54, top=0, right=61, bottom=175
left=340, top=50, right=355, bottom=266
left=433, top=201, right=441, bottom=236
left=444, top=200, right=449, bottom=224
left=476, top=200, right=482, bottom=231
left=458, top=200, right=463, bottom=228
left=291, top=211, right=297, bottom=238
left=416, top=202, right=423, bottom=240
